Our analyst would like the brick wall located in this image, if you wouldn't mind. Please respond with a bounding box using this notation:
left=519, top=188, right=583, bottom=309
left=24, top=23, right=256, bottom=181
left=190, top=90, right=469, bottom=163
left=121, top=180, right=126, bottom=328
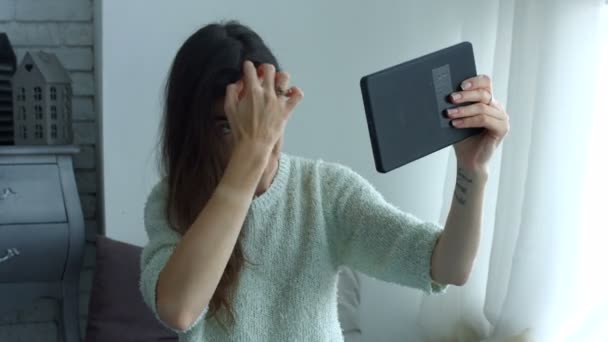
left=0, top=0, right=99, bottom=341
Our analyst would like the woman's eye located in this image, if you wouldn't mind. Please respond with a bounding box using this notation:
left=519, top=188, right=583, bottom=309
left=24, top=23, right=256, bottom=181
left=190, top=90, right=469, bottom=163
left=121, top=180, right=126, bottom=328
left=220, top=122, right=231, bottom=134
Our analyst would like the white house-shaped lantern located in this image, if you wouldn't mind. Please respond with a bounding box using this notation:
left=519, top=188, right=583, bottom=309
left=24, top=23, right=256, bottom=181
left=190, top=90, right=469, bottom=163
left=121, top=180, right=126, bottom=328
left=12, top=51, right=73, bottom=145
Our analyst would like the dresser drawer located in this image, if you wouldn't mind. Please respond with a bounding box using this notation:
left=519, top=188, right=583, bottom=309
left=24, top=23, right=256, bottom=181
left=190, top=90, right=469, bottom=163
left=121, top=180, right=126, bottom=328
left=0, top=224, right=69, bottom=283
left=0, top=164, right=67, bottom=225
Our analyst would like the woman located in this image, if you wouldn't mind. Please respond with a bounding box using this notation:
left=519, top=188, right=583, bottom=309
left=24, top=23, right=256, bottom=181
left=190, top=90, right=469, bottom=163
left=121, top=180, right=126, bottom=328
left=139, top=20, right=510, bottom=341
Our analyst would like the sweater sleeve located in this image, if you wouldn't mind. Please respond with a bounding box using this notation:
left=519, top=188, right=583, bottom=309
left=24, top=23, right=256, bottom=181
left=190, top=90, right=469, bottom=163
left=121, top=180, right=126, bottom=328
left=139, top=180, right=208, bottom=334
left=324, top=163, right=448, bottom=295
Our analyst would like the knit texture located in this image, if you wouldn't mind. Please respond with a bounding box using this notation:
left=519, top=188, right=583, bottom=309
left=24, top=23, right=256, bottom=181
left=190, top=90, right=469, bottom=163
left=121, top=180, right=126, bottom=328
left=139, top=152, right=448, bottom=341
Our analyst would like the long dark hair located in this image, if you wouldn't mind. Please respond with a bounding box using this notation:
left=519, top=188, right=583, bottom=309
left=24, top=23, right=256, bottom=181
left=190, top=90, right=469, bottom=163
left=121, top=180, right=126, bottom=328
left=159, top=20, right=280, bottom=327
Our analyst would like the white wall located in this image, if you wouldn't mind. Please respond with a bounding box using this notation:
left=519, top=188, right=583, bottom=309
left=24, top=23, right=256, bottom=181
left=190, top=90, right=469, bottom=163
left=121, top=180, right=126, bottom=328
left=96, top=1, right=474, bottom=340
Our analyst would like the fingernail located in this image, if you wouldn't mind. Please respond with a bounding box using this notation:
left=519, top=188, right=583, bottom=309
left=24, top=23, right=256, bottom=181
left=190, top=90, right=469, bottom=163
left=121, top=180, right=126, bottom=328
left=452, top=119, right=462, bottom=127
left=447, top=108, right=458, bottom=116
left=451, top=93, right=462, bottom=101
left=461, top=82, right=472, bottom=90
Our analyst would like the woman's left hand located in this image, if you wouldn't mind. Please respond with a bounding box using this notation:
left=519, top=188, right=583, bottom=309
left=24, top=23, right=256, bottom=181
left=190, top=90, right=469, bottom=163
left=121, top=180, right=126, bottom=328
left=447, top=74, right=510, bottom=171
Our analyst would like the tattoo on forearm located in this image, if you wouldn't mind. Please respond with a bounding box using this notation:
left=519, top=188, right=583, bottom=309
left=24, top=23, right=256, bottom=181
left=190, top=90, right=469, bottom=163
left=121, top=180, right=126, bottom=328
left=457, top=169, right=473, bottom=184
left=455, top=182, right=467, bottom=194
left=455, top=168, right=473, bottom=206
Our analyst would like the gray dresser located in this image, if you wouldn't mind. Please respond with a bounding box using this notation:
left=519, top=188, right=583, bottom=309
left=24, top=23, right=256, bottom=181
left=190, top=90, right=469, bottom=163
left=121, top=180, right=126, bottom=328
left=0, top=146, right=85, bottom=342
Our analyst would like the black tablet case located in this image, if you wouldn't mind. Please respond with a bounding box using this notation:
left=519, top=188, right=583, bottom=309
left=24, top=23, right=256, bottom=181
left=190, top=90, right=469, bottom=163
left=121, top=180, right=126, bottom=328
left=360, top=42, right=483, bottom=173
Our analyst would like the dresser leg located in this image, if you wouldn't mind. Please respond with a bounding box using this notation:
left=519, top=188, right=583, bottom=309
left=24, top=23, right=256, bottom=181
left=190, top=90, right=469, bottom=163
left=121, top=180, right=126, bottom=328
left=61, top=282, right=81, bottom=342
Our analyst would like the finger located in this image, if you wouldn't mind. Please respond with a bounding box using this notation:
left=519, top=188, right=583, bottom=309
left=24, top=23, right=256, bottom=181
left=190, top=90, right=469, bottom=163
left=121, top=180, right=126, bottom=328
left=460, top=74, right=493, bottom=92
left=261, top=64, right=276, bottom=92
left=451, top=114, right=507, bottom=135
left=449, top=88, right=492, bottom=105
left=275, top=71, right=290, bottom=95
left=243, top=61, right=259, bottom=91
left=446, top=103, right=505, bottom=121
left=236, top=79, right=245, bottom=100
left=224, top=83, right=239, bottom=115
left=285, top=86, right=304, bottom=113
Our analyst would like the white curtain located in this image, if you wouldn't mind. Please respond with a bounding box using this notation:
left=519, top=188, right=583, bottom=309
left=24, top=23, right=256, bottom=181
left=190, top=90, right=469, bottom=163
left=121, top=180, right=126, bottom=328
left=415, top=0, right=608, bottom=341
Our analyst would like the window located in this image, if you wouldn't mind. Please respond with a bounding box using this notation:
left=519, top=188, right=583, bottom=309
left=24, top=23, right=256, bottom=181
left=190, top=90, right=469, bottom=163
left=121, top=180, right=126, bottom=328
left=64, top=100, right=71, bottom=120
left=50, top=87, right=57, bottom=101
left=35, top=124, right=43, bottom=139
left=34, top=87, right=42, bottom=101
left=51, top=124, right=57, bottom=139
left=21, top=126, right=27, bottom=139
left=17, top=88, right=26, bottom=101
left=51, top=106, right=57, bottom=120
left=565, top=5, right=608, bottom=340
left=35, top=105, right=43, bottom=120
left=19, top=107, right=26, bottom=121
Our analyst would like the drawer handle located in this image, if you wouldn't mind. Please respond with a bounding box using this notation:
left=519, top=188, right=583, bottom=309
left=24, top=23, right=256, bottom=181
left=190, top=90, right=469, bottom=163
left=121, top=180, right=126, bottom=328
left=0, top=187, right=16, bottom=200
left=0, top=248, right=20, bottom=264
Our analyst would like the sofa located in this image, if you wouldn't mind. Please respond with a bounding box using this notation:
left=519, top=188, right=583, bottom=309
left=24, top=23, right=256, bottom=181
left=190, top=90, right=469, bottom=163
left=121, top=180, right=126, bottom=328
left=83, top=235, right=362, bottom=342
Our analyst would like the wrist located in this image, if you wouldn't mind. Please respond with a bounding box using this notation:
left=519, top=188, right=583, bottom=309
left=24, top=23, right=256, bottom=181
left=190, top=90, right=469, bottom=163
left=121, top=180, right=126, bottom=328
left=456, top=164, right=489, bottom=183
left=234, top=139, right=273, bottom=161
left=221, top=142, right=271, bottom=192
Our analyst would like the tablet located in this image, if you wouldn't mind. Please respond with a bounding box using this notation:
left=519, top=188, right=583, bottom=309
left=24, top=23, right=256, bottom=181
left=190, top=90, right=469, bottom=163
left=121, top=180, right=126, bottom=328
left=360, top=42, right=483, bottom=173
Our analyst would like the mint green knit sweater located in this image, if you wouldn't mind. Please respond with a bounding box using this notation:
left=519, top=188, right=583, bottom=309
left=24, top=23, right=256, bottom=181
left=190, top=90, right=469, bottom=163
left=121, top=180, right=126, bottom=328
left=140, top=153, right=448, bottom=341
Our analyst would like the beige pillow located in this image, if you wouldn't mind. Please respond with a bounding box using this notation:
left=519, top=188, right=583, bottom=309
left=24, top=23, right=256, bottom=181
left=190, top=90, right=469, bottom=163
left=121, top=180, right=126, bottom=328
left=337, top=267, right=362, bottom=342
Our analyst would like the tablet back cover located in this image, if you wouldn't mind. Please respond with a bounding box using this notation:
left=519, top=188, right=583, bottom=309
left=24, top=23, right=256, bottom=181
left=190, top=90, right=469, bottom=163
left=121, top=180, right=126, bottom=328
left=360, top=42, right=482, bottom=173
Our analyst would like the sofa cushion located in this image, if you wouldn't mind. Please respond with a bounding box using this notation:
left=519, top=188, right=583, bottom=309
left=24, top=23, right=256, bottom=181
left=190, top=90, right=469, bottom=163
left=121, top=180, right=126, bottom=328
left=84, top=235, right=177, bottom=342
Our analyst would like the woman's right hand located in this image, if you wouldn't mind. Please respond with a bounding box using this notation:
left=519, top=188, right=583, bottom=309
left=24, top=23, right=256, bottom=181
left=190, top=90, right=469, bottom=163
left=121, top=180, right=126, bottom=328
left=224, top=60, right=304, bottom=151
